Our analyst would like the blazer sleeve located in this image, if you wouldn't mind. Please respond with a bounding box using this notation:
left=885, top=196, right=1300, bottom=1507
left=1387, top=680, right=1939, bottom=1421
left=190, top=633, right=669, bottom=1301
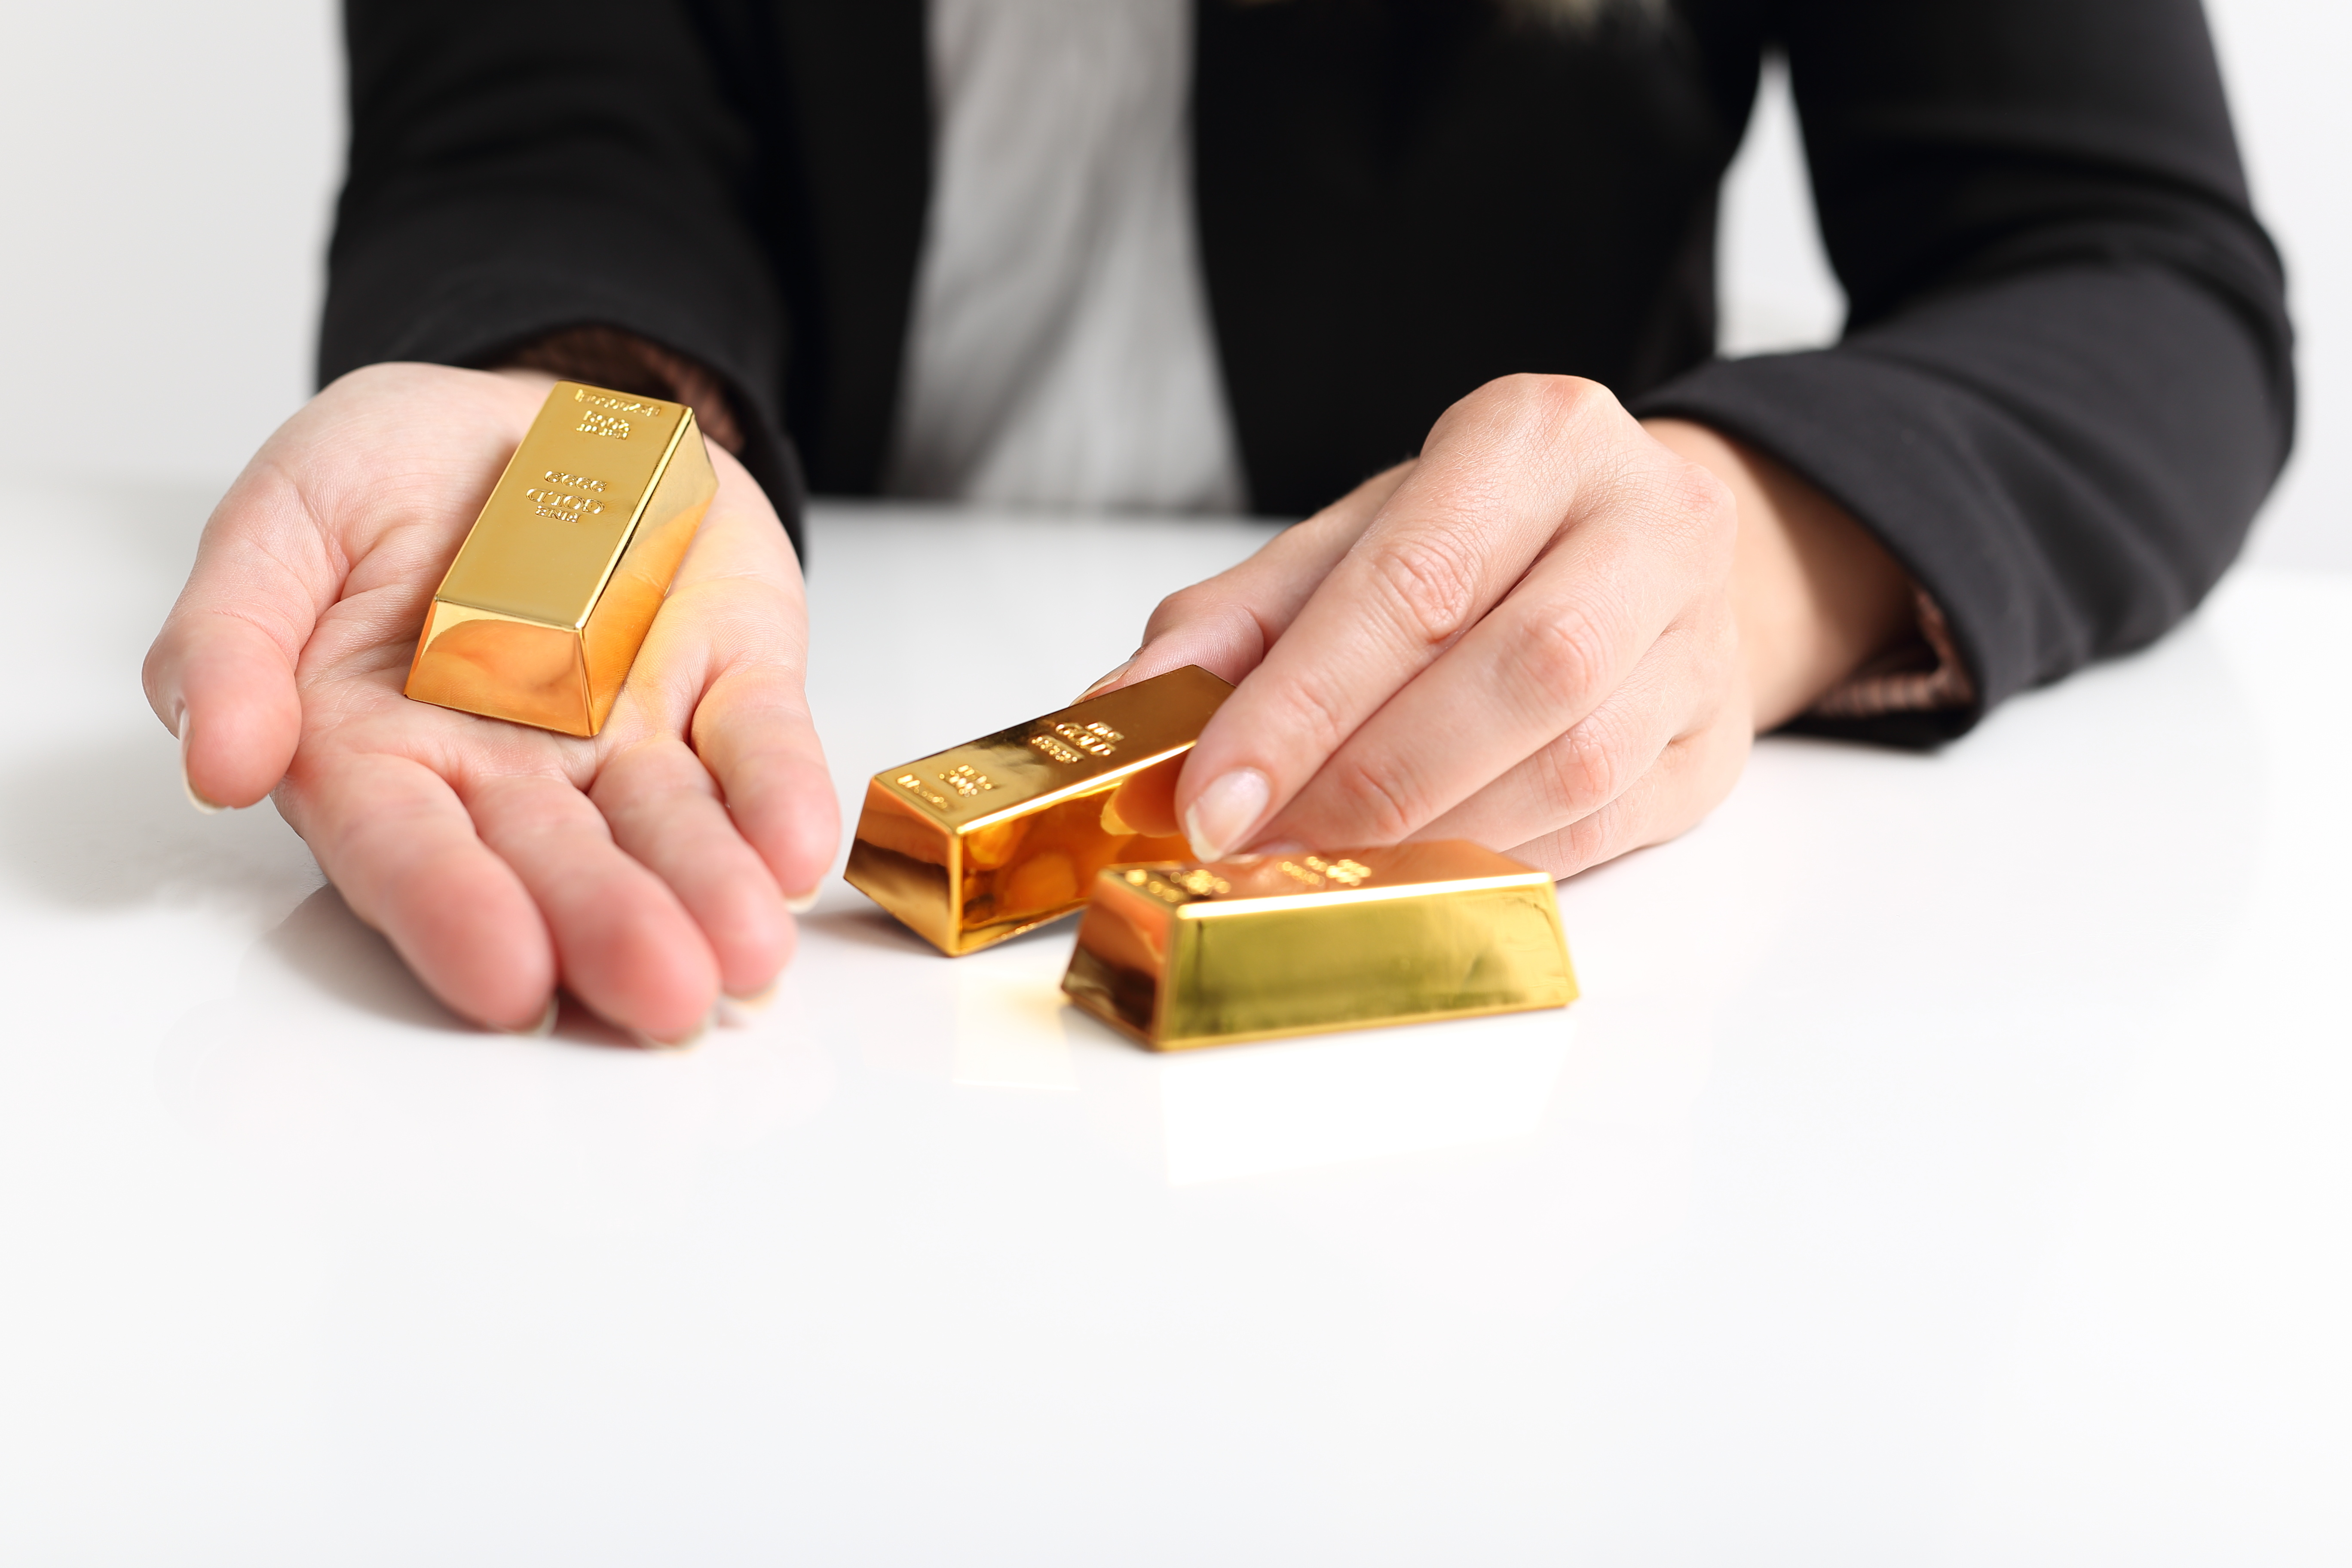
left=1634, top=0, right=2293, bottom=741
left=320, top=0, right=805, bottom=541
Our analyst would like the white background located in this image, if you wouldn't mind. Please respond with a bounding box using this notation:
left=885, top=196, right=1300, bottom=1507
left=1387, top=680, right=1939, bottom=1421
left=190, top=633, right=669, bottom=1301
left=0, top=10, right=2345, bottom=1558
left=0, top=0, right=2344, bottom=570
left=1, top=488, right=2346, bottom=1565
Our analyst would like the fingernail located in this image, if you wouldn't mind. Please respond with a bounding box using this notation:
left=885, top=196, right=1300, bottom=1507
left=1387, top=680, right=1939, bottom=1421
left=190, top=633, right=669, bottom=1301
left=1182, top=768, right=1270, bottom=863
left=783, top=887, right=822, bottom=915
left=1099, top=790, right=1134, bottom=837
left=493, top=998, right=559, bottom=1038
left=715, top=984, right=776, bottom=1028
left=630, top=1011, right=712, bottom=1051
left=1078, top=657, right=1137, bottom=700
left=178, top=711, right=227, bottom=816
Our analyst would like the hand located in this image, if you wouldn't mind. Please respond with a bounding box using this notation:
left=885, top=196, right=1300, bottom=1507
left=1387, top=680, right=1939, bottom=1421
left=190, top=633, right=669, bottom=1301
left=144, top=363, right=838, bottom=1042
left=1097, top=376, right=1911, bottom=877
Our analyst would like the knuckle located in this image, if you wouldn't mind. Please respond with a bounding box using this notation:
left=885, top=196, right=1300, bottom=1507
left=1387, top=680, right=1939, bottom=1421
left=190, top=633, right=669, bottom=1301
left=1143, top=582, right=1265, bottom=663
left=1675, top=456, right=1736, bottom=522
left=1437, top=373, right=1610, bottom=450
left=1697, top=606, right=1745, bottom=689
left=1279, top=669, right=1356, bottom=756
left=1510, top=802, right=1623, bottom=884
left=1144, top=584, right=1211, bottom=638
left=1522, top=603, right=1616, bottom=705
left=1539, top=720, right=1631, bottom=821
left=1559, top=805, right=1624, bottom=875
left=1659, top=457, right=1740, bottom=558
left=1516, top=835, right=1576, bottom=881
left=1505, top=373, right=1616, bottom=432
left=1322, top=755, right=1424, bottom=843
left=1363, top=526, right=1485, bottom=647
left=1151, top=582, right=1216, bottom=624
left=1441, top=375, right=1631, bottom=497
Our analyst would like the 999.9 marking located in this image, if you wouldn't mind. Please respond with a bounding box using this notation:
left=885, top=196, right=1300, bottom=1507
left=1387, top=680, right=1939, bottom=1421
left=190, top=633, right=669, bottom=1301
left=1123, top=867, right=1231, bottom=904
left=1029, top=720, right=1123, bottom=765
left=939, top=765, right=995, bottom=796
left=1278, top=855, right=1372, bottom=890
left=896, top=773, right=952, bottom=810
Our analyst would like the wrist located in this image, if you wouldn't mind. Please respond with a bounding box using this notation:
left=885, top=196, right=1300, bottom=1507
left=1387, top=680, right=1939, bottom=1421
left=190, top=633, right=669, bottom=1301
left=1642, top=418, right=1913, bottom=730
left=491, top=325, right=747, bottom=456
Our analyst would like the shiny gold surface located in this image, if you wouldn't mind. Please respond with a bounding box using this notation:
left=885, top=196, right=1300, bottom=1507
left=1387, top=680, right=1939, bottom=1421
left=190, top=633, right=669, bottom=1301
left=404, top=382, right=718, bottom=736
left=843, top=665, right=1234, bottom=955
left=1063, top=840, right=1577, bottom=1049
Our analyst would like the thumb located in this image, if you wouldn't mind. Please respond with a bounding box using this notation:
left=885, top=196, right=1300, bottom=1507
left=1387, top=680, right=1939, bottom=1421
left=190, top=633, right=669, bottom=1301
left=143, top=469, right=325, bottom=811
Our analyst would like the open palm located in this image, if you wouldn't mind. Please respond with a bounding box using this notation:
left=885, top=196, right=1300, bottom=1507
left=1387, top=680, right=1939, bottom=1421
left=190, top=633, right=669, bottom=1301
left=145, top=364, right=837, bottom=1042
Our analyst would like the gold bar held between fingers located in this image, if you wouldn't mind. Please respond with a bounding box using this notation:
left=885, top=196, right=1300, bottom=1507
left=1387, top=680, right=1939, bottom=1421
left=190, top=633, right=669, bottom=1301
left=1062, top=840, right=1578, bottom=1049
left=404, top=381, right=718, bottom=737
left=843, top=665, right=1234, bottom=955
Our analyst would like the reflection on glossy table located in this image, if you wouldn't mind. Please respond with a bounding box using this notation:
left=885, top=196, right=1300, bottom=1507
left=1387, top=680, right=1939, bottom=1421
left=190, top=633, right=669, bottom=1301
left=2, top=483, right=2346, bottom=1566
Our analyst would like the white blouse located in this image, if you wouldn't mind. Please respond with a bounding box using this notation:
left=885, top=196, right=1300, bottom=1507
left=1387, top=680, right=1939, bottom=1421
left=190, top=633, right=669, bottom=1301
left=884, top=0, right=1248, bottom=514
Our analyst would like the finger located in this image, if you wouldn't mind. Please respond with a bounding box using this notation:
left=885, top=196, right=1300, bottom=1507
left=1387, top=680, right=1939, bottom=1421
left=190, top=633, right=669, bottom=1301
left=1088, top=461, right=1415, bottom=696
left=670, top=508, right=838, bottom=900
left=465, top=773, right=720, bottom=1044
left=1268, top=530, right=1740, bottom=848
left=1172, top=376, right=1638, bottom=859
left=145, top=364, right=548, bottom=811
left=1403, top=616, right=1737, bottom=851
left=1103, top=752, right=1187, bottom=838
left=594, top=738, right=794, bottom=998
left=1078, top=465, right=1413, bottom=837
left=693, top=665, right=839, bottom=906
left=143, top=465, right=332, bottom=809
left=294, top=751, right=557, bottom=1031
left=1502, top=708, right=1752, bottom=880
left=600, top=441, right=841, bottom=904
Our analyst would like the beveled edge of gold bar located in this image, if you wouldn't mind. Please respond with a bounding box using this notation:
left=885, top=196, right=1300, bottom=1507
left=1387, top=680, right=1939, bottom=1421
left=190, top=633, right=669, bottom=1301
left=842, top=665, right=1234, bottom=955
left=575, top=409, right=717, bottom=732
left=860, top=665, right=1235, bottom=834
left=403, top=600, right=598, bottom=735
left=1061, top=840, right=1578, bottom=1050
left=561, top=394, right=701, bottom=640
left=1151, top=842, right=1557, bottom=915
left=842, top=780, right=964, bottom=953
left=1127, top=995, right=1572, bottom=1054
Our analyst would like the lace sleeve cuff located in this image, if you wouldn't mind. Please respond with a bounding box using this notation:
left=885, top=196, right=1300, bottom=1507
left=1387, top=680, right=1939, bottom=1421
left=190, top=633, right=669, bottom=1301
left=1809, top=587, right=1978, bottom=722
left=496, top=324, right=747, bottom=458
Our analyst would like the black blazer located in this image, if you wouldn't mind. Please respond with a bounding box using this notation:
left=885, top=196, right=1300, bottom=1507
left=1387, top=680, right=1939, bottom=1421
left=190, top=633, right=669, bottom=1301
left=321, top=0, right=2292, bottom=740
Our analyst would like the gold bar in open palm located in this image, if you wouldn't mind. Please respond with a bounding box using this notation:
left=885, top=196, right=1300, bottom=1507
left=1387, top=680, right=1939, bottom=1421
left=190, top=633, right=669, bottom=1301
left=405, top=381, right=717, bottom=737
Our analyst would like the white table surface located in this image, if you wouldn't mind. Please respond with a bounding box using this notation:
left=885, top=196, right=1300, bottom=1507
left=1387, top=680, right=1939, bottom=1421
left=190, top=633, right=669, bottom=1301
left=2, top=481, right=2346, bottom=1566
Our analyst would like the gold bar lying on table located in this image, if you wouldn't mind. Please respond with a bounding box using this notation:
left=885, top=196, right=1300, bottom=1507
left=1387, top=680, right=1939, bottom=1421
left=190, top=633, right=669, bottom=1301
left=404, top=381, right=718, bottom=737
left=844, top=665, right=1233, bottom=955
left=1063, top=840, right=1577, bottom=1049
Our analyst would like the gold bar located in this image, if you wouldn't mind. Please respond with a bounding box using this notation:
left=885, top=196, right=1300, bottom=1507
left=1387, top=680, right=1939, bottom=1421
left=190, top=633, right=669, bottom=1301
left=404, top=381, right=718, bottom=737
left=843, top=665, right=1233, bottom=955
left=1062, top=840, right=1577, bottom=1050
